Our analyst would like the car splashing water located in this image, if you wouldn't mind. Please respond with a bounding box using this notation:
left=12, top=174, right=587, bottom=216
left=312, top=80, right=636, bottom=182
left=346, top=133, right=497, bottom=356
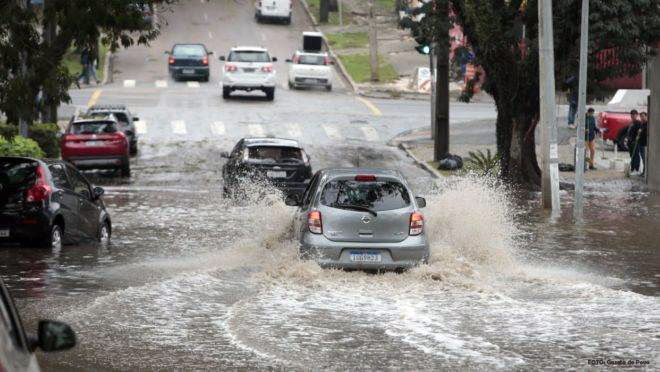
left=38, top=177, right=660, bottom=370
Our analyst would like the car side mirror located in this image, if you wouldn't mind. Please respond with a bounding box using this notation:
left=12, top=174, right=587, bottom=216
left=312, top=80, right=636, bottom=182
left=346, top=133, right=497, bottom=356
left=219, top=56, right=226, bottom=61
left=208, top=51, right=214, bottom=55
left=415, top=196, right=426, bottom=209
left=285, top=194, right=300, bottom=207
left=164, top=51, right=170, bottom=55
left=34, top=320, right=76, bottom=352
left=272, top=57, right=278, bottom=62
left=220, top=151, right=230, bottom=159
left=286, top=59, right=293, bottom=63
left=133, top=117, right=140, bottom=121
left=93, top=186, right=105, bottom=200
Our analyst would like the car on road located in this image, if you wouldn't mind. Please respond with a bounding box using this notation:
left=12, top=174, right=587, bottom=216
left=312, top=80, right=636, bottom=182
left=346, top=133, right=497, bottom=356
left=255, top=0, right=292, bottom=24
left=285, top=168, right=429, bottom=271
left=1, top=276, right=77, bottom=372
left=597, top=89, right=649, bottom=151
left=61, top=114, right=131, bottom=177
left=286, top=50, right=333, bottom=91
left=0, top=157, right=111, bottom=249
left=221, top=138, right=312, bottom=198
left=219, top=47, right=278, bottom=100
left=86, top=104, right=139, bottom=156
left=166, top=43, right=213, bottom=82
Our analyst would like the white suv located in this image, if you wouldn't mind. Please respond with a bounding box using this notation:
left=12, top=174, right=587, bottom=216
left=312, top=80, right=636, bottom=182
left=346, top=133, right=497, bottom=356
left=220, top=47, right=278, bottom=100
left=287, top=50, right=334, bottom=91
left=255, top=0, right=292, bottom=24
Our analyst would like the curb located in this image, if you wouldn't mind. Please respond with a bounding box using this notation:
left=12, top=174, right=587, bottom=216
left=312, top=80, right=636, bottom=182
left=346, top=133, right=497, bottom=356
left=397, top=143, right=443, bottom=179
left=299, top=0, right=359, bottom=94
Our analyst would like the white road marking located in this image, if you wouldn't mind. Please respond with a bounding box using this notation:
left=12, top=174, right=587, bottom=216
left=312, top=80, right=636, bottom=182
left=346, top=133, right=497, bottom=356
left=248, top=124, right=265, bottom=137
left=155, top=80, right=168, bottom=88
left=187, top=81, right=200, bottom=88
left=287, top=123, right=302, bottom=138
left=172, top=120, right=187, bottom=135
left=203, top=13, right=208, bottom=21
left=361, top=126, right=379, bottom=141
left=123, top=80, right=136, bottom=88
left=208, top=31, right=213, bottom=39
left=135, top=120, right=148, bottom=135
left=323, top=125, right=342, bottom=140
left=211, top=121, right=225, bottom=135
left=260, top=33, right=267, bottom=42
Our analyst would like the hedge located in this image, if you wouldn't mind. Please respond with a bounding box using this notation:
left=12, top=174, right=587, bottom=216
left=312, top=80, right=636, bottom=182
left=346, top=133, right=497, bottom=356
left=0, top=123, right=18, bottom=140
left=29, top=123, right=60, bottom=158
left=0, top=136, right=45, bottom=158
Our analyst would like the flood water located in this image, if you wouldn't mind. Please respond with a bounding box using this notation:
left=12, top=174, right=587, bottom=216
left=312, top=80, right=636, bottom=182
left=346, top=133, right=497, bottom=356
left=1, top=156, right=658, bottom=370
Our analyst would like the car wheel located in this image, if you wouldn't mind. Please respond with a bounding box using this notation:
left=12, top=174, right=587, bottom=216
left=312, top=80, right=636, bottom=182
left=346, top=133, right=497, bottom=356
left=130, top=142, right=138, bottom=156
left=326, top=84, right=332, bottom=92
left=121, top=159, right=131, bottom=177
left=98, top=221, right=111, bottom=245
left=255, top=12, right=261, bottom=22
left=42, top=224, right=63, bottom=250
left=222, top=87, right=231, bottom=99
left=202, top=74, right=209, bottom=83
left=285, top=16, right=291, bottom=25
left=288, top=81, right=295, bottom=89
left=616, top=127, right=630, bottom=152
left=265, top=88, right=275, bottom=101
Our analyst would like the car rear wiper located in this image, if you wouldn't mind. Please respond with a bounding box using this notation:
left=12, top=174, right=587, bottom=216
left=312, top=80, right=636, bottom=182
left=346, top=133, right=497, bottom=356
left=332, top=203, right=377, bottom=217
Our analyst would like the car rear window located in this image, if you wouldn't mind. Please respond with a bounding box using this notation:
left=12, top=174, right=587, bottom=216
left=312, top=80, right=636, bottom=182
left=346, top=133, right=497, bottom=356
left=228, top=51, right=270, bottom=63
left=247, top=146, right=303, bottom=163
left=90, top=111, right=128, bottom=125
left=173, top=45, right=206, bottom=57
left=297, top=54, right=325, bottom=65
left=320, top=179, right=411, bottom=212
left=0, top=159, right=37, bottom=188
left=71, top=121, right=118, bottom=134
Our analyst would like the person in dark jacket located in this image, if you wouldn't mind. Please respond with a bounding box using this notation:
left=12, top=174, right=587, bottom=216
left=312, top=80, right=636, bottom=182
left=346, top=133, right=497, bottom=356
left=584, top=108, right=600, bottom=170
left=628, top=110, right=644, bottom=174
left=638, top=112, right=648, bottom=176
left=565, top=75, right=578, bottom=128
left=78, top=47, right=90, bottom=84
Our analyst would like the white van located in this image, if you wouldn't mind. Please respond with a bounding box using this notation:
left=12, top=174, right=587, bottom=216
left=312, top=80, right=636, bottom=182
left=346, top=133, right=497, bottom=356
left=255, top=0, right=292, bottom=24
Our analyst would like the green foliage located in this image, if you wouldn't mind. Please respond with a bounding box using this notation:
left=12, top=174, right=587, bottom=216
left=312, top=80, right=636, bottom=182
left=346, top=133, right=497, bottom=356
left=326, top=32, right=369, bottom=49
left=465, top=149, right=500, bottom=176
left=0, top=136, right=45, bottom=158
left=338, top=54, right=399, bottom=83
left=0, top=123, right=18, bottom=140
left=29, top=123, right=60, bottom=158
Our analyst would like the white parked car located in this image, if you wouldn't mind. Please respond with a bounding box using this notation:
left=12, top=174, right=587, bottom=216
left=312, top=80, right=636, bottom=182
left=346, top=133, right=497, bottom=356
left=219, top=46, right=278, bottom=100
left=255, top=0, right=292, bottom=24
left=286, top=51, right=333, bottom=91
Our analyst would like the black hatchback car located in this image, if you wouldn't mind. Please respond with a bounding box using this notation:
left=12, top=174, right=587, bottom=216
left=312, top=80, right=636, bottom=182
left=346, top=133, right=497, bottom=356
left=0, top=157, right=111, bottom=249
left=221, top=138, right=313, bottom=198
left=166, top=43, right=213, bottom=82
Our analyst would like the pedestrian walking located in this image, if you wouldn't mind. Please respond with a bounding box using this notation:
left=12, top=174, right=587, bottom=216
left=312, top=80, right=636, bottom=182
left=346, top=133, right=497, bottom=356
left=628, top=110, right=644, bottom=175
left=88, top=44, right=100, bottom=85
left=584, top=108, right=600, bottom=170
left=638, top=112, right=648, bottom=176
left=78, top=47, right=90, bottom=85
left=565, top=75, right=578, bottom=128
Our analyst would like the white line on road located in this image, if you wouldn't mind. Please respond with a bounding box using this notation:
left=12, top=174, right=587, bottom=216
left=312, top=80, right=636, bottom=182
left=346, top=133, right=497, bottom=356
left=155, top=80, right=168, bottom=88
left=123, top=80, right=136, bottom=88
left=187, top=81, right=200, bottom=88
left=248, top=124, right=265, bottom=137
left=287, top=123, right=302, bottom=138
left=203, top=13, right=208, bottom=21
left=135, top=120, right=148, bottom=135
left=260, top=33, right=267, bottom=42
left=208, top=31, right=213, bottom=39
left=211, top=121, right=225, bottom=135
left=323, top=125, right=342, bottom=140
left=361, top=126, right=379, bottom=141
left=172, top=120, right=187, bottom=135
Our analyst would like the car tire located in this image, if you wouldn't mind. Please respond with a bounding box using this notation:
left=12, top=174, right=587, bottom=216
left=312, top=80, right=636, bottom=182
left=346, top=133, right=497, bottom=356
left=288, top=81, right=295, bottom=90
left=255, top=12, right=261, bottom=22
left=222, top=87, right=231, bottom=99
left=121, top=158, right=131, bottom=177
left=265, top=88, right=275, bottom=101
left=41, top=224, right=63, bottom=250
left=284, top=16, right=291, bottom=25
left=616, top=127, right=630, bottom=152
left=130, top=142, right=138, bottom=156
left=202, top=74, right=210, bottom=83
left=326, top=84, right=332, bottom=92
left=98, top=221, right=111, bottom=245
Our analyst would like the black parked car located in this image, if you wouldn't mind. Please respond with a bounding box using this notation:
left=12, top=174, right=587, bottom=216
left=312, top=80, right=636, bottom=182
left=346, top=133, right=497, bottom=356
left=166, top=43, right=212, bottom=82
left=0, top=157, right=112, bottom=249
left=86, top=104, right=140, bottom=156
left=221, top=138, right=313, bottom=198
left=0, top=276, right=76, bottom=371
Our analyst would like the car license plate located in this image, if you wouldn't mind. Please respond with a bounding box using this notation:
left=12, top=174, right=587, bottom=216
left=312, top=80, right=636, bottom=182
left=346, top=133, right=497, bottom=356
left=183, top=69, right=195, bottom=74
left=0, top=229, right=9, bottom=238
left=266, top=171, right=287, bottom=178
left=305, top=78, right=318, bottom=83
left=243, top=68, right=256, bottom=73
left=350, top=252, right=381, bottom=262
left=85, top=141, right=104, bottom=146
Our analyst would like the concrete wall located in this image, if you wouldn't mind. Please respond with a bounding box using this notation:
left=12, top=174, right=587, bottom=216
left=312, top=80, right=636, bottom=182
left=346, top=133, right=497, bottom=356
left=648, top=50, right=660, bottom=190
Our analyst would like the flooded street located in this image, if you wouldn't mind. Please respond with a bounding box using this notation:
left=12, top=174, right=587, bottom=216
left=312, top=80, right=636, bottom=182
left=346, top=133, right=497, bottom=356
left=1, top=144, right=658, bottom=370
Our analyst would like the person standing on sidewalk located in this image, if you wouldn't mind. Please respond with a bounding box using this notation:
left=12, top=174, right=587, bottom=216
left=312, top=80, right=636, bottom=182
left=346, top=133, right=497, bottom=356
left=565, top=75, right=578, bottom=128
left=87, top=44, right=100, bottom=85
left=638, top=112, right=648, bottom=176
left=78, top=47, right=90, bottom=85
left=628, top=110, right=644, bottom=175
left=585, top=108, right=600, bottom=170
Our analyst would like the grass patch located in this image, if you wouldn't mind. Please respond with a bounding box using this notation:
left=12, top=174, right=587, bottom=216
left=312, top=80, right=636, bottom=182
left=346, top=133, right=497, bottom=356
left=306, top=0, right=353, bottom=25
left=326, top=31, right=369, bottom=49
left=338, top=54, right=398, bottom=83
left=62, top=41, right=108, bottom=83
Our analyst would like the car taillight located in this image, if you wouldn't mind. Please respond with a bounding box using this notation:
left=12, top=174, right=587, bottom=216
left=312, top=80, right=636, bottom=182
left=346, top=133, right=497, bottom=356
left=261, top=65, right=273, bottom=73
left=202, top=56, right=208, bottom=65
left=355, top=175, right=377, bottom=182
left=225, top=64, right=237, bottom=72
left=308, top=211, right=322, bottom=234
left=324, top=56, right=331, bottom=65
left=25, top=165, right=52, bottom=203
left=111, top=133, right=127, bottom=145
left=409, top=212, right=424, bottom=236
left=293, top=55, right=300, bottom=64
left=168, top=57, right=175, bottom=64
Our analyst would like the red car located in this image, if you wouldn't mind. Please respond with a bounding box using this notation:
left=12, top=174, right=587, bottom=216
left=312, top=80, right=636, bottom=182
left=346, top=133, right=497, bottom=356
left=61, top=114, right=131, bottom=176
left=598, top=111, right=632, bottom=151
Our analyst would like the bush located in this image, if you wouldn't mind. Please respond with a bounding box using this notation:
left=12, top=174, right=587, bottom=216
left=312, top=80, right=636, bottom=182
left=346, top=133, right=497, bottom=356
left=0, top=136, right=45, bottom=158
left=29, top=123, right=60, bottom=158
left=0, top=123, right=18, bottom=140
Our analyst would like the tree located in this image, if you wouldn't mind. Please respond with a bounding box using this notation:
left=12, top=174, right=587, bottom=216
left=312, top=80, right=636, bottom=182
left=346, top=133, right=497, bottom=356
left=0, top=0, right=177, bottom=131
left=448, top=0, right=659, bottom=187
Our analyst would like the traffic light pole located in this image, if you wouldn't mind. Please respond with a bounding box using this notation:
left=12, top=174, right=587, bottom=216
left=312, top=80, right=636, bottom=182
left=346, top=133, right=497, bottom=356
left=430, top=46, right=436, bottom=139
left=434, top=8, right=449, bottom=162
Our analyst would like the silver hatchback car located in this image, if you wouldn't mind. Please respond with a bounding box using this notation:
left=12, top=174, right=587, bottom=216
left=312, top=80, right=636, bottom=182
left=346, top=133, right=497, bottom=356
left=286, top=168, right=429, bottom=270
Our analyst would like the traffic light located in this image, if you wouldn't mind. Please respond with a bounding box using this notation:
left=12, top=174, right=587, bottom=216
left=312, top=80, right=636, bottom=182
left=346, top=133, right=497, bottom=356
left=415, top=44, right=431, bottom=54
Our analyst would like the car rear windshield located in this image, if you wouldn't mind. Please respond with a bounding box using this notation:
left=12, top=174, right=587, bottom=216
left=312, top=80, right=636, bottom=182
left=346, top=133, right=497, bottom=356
left=71, top=121, right=118, bottom=134
left=0, top=159, right=37, bottom=189
left=228, top=51, right=270, bottom=63
left=247, top=146, right=303, bottom=163
left=298, top=54, right=325, bottom=65
left=173, top=45, right=206, bottom=57
left=320, top=179, right=411, bottom=212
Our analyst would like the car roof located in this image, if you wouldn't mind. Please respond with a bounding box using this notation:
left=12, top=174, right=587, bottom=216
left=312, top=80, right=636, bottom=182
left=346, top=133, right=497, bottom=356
left=319, top=168, right=404, bottom=179
left=242, top=137, right=301, bottom=148
left=231, top=46, right=268, bottom=52
left=173, top=43, right=207, bottom=48
left=295, top=50, right=328, bottom=56
left=88, top=104, right=128, bottom=111
left=73, top=113, right=117, bottom=123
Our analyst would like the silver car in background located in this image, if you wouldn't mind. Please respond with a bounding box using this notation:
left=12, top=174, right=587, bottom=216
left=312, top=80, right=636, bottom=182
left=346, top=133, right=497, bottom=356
left=286, top=168, right=429, bottom=270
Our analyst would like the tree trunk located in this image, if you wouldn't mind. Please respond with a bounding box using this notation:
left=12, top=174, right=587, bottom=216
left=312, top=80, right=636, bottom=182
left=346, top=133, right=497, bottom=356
left=496, top=106, right=542, bottom=189
left=320, top=0, right=330, bottom=23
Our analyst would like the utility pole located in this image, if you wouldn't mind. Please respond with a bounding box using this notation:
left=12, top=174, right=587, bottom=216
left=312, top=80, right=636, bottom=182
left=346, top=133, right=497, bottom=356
left=320, top=0, right=329, bottom=23
left=338, top=0, right=343, bottom=27
left=647, top=42, right=660, bottom=191
left=538, top=0, right=561, bottom=211
left=434, top=3, right=449, bottom=162
left=430, top=46, right=436, bottom=139
left=573, top=0, right=589, bottom=222
left=368, top=0, right=379, bottom=81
